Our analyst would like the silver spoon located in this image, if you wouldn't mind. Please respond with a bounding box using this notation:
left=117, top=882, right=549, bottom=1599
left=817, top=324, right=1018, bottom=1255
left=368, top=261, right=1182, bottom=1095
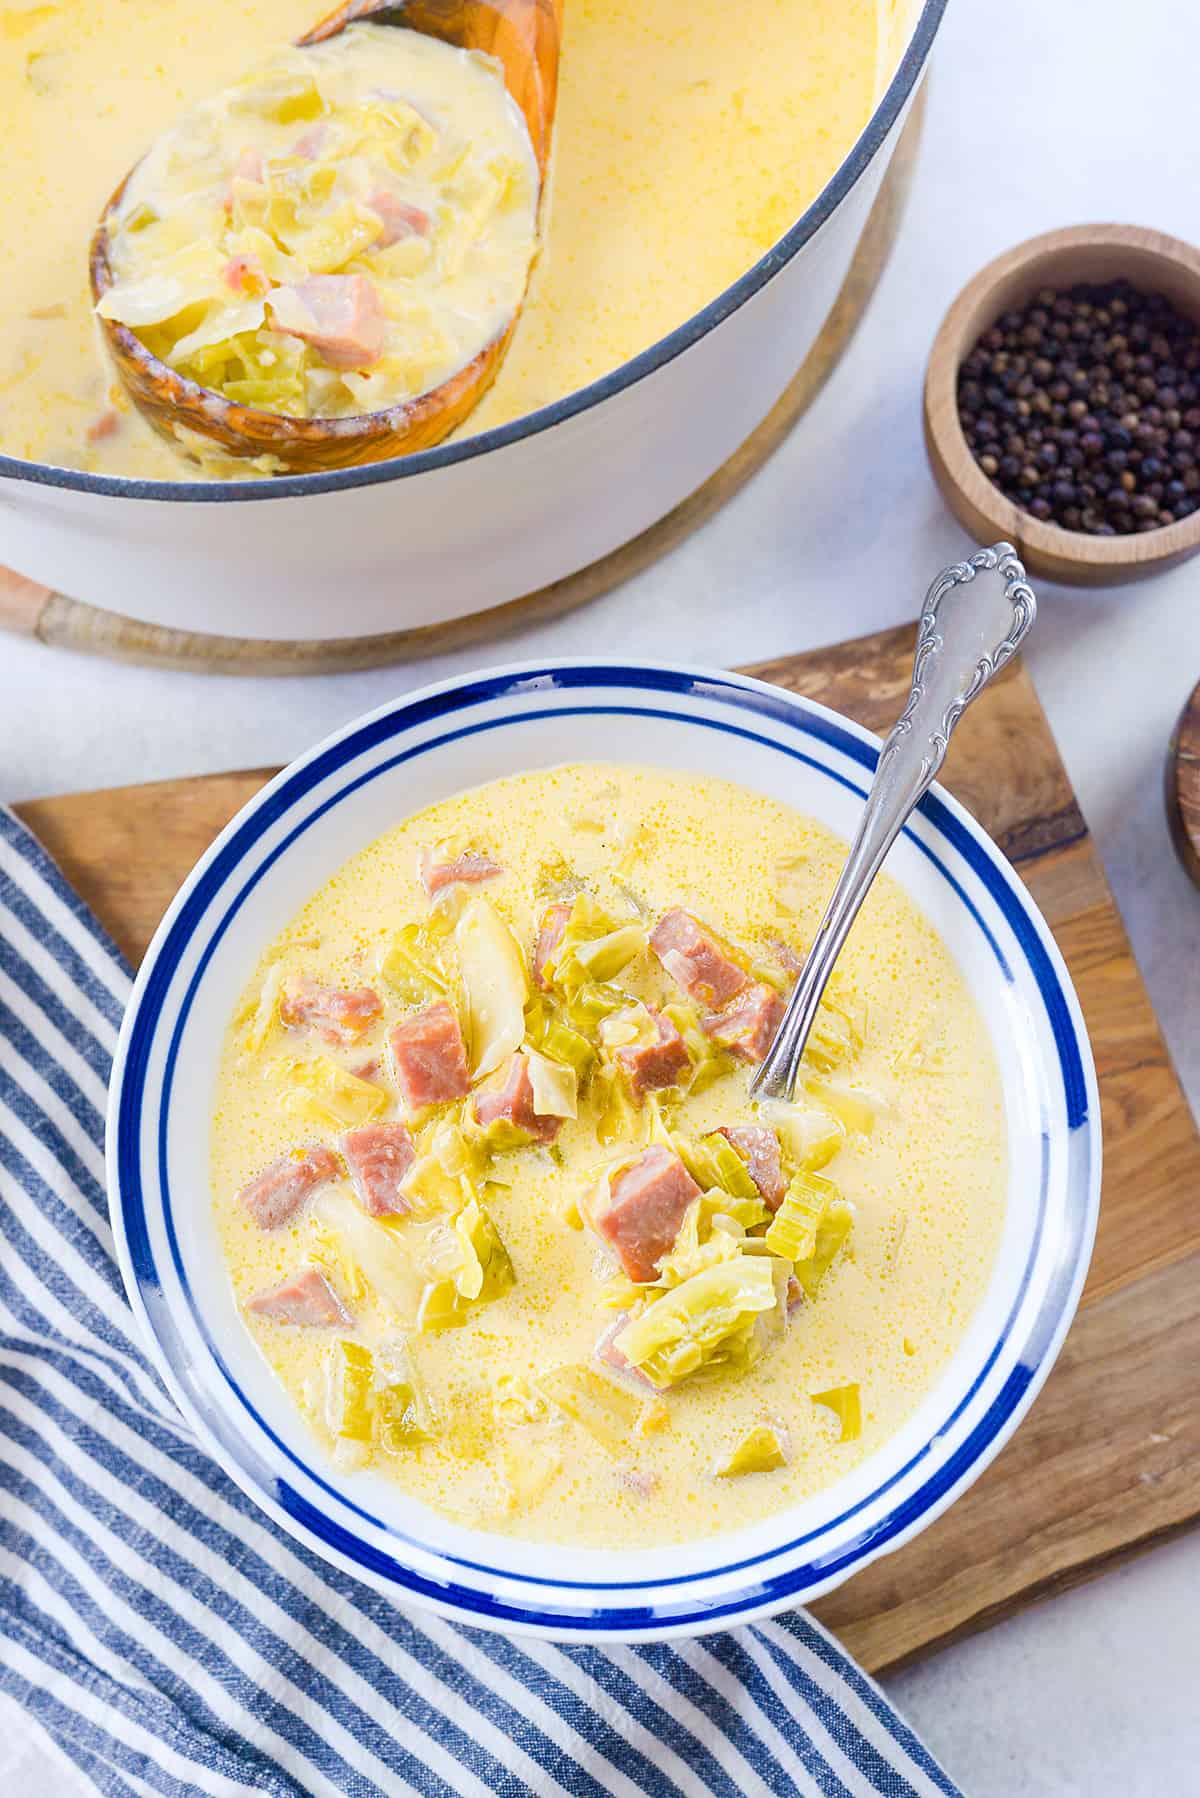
left=751, top=541, right=1037, bottom=1104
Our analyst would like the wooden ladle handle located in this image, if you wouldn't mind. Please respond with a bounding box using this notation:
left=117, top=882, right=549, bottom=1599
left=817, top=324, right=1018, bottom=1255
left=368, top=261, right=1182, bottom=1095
left=299, top=0, right=564, bottom=178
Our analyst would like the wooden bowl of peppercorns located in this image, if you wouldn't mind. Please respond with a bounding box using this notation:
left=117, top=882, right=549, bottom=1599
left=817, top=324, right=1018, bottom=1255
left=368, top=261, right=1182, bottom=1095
left=924, top=224, right=1200, bottom=584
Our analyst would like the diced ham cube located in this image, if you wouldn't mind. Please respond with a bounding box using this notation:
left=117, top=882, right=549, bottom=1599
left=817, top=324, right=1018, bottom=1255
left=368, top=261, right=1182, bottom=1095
left=223, top=252, right=268, bottom=296
left=86, top=409, right=120, bottom=444
left=418, top=847, right=503, bottom=897
left=342, top=1122, right=415, bottom=1218
left=238, top=1145, right=340, bottom=1230
left=473, top=1050, right=561, bottom=1143
left=616, top=1008, right=690, bottom=1101
left=786, top=1274, right=803, bottom=1313
left=291, top=121, right=330, bottom=160
left=389, top=999, right=470, bottom=1111
left=718, top=1124, right=786, bottom=1210
left=768, top=938, right=805, bottom=978
left=650, top=909, right=749, bottom=1008
left=233, top=146, right=265, bottom=183
left=592, top=1146, right=700, bottom=1283
left=223, top=146, right=265, bottom=212
left=702, top=983, right=786, bottom=1064
left=618, top=1466, right=660, bottom=1498
left=247, top=1265, right=350, bottom=1327
left=533, top=901, right=572, bottom=989
left=268, top=275, right=386, bottom=371
left=280, top=976, right=383, bottom=1047
left=369, top=190, right=431, bottom=247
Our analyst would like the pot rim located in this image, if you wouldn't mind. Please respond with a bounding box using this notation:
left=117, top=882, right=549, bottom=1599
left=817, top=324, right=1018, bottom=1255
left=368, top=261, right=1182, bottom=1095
left=1, top=0, right=947, bottom=506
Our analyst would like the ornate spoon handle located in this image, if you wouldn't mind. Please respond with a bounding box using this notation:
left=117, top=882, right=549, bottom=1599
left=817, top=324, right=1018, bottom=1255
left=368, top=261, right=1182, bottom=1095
left=751, top=541, right=1037, bottom=1103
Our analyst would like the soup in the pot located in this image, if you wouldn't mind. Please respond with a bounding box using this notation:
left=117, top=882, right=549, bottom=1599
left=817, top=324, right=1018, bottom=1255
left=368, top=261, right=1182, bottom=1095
left=1, top=0, right=879, bottom=479
left=211, top=763, right=1007, bottom=1548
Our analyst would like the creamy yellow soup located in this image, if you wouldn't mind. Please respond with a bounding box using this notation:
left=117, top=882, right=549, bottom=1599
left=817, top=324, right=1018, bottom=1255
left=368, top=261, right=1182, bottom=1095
left=211, top=765, right=1006, bottom=1549
left=0, top=0, right=879, bottom=478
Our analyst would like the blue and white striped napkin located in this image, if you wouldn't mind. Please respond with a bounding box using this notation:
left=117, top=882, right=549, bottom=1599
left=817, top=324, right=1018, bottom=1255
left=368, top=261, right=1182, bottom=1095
left=0, top=805, right=961, bottom=1798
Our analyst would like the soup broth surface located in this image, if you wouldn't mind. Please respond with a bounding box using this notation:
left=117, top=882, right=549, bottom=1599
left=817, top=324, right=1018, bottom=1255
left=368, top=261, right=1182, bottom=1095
left=212, top=763, right=1007, bottom=1549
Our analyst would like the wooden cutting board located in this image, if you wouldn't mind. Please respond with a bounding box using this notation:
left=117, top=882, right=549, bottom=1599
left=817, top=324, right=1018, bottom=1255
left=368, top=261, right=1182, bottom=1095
left=16, top=623, right=1200, bottom=1673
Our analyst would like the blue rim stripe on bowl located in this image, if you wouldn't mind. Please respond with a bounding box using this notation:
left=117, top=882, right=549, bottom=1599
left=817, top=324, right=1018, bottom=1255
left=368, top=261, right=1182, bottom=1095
left=110, top=665, right=1099, bottom=1633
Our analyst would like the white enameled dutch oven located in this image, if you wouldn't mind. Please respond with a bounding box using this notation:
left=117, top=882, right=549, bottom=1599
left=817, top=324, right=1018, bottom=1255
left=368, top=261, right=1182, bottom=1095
left=0, top=2, right=944, bottom=642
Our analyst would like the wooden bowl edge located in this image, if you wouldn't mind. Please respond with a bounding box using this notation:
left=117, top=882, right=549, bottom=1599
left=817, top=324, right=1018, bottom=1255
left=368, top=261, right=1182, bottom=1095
left=923, top=224, right=1200, bottom=585
left=1166, top=678, right=1200, bottom=889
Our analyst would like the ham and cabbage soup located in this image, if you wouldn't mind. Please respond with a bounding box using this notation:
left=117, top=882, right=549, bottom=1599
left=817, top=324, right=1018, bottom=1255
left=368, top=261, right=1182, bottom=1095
left=213, top=765, right=1006, bottom=1547
left=2, top=0, right=881, bottom=477
left=97, top=28, right=539, bottom=421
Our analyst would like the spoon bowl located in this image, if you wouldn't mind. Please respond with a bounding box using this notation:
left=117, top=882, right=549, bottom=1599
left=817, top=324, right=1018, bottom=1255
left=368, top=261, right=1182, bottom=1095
left=88, top=0, right=562, bottom=474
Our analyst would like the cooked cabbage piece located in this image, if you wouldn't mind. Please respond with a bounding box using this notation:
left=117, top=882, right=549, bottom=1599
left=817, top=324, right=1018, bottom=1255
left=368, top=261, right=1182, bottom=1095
left=330, top=1339, right=375, bottom=1442
left=451, top=1197, right=515, bottom=1302
left=660, top=1001, right=727, bottom=1093
left=570, top=923, right=646, bottom=984
left=416, top=1196, right=514, bottom=1329
left=230, top=60, right=324, bottom=124
left=309, top=1213, right=370, bottom=1306
left=493, top=1371, right=551, bottom=1427
left=376, top=1375, right=433, bottom=1450
left=792, top=1199, right=854, bottom=1300
left=280, top=1055, right=387, bottom=1128
left=541, top=893, right=644, bottom=996
left=682, top=1131, right=762, bottom=1202
left=591, top=1063, right=645, bottom=1149
left=803, top=1005, right=860, bottom=1075
left=804, top=1079, right=879, bottom=1137
left=564, top=981, right=629, bottom=1038
left=416, top=1278, right=471, bottom=1332
left=614, top=1256, right=780, bottom=1390
left=524, top=996, right=595, bottom=1079
left=328, top=1338, right=433, bottom=1450
left=238, top=961, right=285, bottom=1052
left=812, top=1383, right=862, bottom=1442
left=716, top=1423, right=789, bottom=1478
left=697, top=1188, right=774, bottom=1234
left=655, top=1199, right=745, bottom=1287
left=380, top=923, right=449, bottom=1003
left=762, top=1099, right=846, bottom=1174
left=455, top=895, right=529, bottom=1078
left=764, top=1170, right=838, bottom=1263
left=772, top=853, right=811, bottom=916
left=538, top=1365, right=642, bottom=1452
left=401, top=1153, right=473, bottom=1216
left=525, top=1047, right=578, bottom=1120
left=313, top=1191, right=423, bottom=1320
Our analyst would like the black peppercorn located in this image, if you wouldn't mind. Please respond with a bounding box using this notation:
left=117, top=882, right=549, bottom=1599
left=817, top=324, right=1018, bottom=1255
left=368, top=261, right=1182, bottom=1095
left=955, top=277, right=1200, bottom=535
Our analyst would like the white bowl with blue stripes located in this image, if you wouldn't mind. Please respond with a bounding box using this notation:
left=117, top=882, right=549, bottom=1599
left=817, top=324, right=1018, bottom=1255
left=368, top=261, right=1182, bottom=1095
left=106, top=661, right=1101, bottom=1643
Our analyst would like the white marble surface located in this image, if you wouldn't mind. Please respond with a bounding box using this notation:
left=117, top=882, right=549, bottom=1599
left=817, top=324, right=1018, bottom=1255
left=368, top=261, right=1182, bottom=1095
left=3, top=0, right=1199, bottom=1790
